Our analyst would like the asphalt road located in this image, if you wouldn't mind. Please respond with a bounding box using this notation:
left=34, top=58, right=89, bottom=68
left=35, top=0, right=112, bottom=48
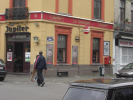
left=0, top=74, right=116, bottom=100
left=0, top=81, right=69, bottom=100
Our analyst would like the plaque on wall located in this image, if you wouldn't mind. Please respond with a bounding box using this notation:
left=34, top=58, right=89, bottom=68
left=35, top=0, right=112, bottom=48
left=72, top=46, right=78, bottom=66
left=104, top=41, right=110, bottom=56
left=46, top=44, right=53, bottom=67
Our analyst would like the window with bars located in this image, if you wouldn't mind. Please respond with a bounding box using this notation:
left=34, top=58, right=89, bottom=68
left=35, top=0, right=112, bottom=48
left=121, top=47, right=133, bottom=65
left=94, top=0, right=101, bottom=19
left=13, top=0, right=25, bottom=7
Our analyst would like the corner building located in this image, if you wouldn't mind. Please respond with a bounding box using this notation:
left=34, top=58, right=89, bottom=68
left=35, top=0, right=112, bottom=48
left=0, top=0, right=114, bottom=76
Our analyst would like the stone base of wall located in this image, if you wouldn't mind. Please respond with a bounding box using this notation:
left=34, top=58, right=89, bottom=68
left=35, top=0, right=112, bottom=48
left=30, top=64, right=113, bottom=77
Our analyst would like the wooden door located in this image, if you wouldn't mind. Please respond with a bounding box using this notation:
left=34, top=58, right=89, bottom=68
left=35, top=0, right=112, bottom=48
left=23, top=42, right=30, bottom=73
left=6, top=42, right=14, bottom=72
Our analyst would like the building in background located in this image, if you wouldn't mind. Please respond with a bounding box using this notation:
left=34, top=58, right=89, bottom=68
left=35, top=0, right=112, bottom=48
left=113, top=0, right=133, bottom=73
left=0, top=0, right=114, bottom=76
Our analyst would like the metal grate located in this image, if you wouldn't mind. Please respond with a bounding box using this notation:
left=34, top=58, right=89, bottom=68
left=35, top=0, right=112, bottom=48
left=5, top=7, right=29, bottom=20
left=57, top=72, right=68, bottom=77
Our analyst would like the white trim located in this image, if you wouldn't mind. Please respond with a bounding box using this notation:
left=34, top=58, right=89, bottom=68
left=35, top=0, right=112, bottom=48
left=29, top=11, right=42, bottom=13
left=121, top=36, right=133, bottom=40
left=0, top=13, right=5, bottom=15
left=28, top=11, right=114, bottom=25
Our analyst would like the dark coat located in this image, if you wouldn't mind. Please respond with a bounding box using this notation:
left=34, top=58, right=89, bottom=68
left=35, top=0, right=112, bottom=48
left=34, top=55, right=47, bottom=70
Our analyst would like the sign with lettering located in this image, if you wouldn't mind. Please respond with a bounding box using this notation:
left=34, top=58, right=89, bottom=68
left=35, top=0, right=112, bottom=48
left=30, top=12, right=113, bottom=30
left=5, top=25, right=29, bottom=33
left=7, top=34, right=31, bottom=41
left=119, top=39, right=133, bottom=47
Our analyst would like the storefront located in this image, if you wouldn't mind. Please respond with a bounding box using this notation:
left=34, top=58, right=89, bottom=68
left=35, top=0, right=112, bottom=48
left=114, top=32, right=133, bottom=72
left=5, top=25, right=30, bottom=73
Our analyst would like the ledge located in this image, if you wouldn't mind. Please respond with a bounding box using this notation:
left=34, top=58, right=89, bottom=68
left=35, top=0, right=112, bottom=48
left=92, top=63, right=102, bottom=66
left=57, top=63, right=69, bottom=66
left=5, top=19, right=28, bottom=23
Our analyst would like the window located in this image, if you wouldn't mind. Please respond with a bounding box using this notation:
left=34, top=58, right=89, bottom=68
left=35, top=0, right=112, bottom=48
left=94, top=0, right=101, bottom=19
left=120, top=0, right=125, bottom=22
left=93, top=38, right=99, bottom=63
left=13, top=0, right=25, bottom=7
left=121, top=47, right=133, bottom=65
left=114, top=88, right=133, bottom=100
left=63, top=88, right=106, bottom=100
left=57, top=35, right=67, bottom=63
left=131, top=3, right=133, bottom=31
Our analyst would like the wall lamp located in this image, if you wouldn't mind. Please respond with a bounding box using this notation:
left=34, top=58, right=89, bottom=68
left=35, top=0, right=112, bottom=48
left=75, top=36, right=80, bottom=42
left=33, top=36, right=39, bottom=45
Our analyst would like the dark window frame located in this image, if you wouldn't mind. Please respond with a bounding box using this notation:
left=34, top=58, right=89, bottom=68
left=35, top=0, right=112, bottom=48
left=57, top=35, right=67, bottom=63
left=94, top=0, right=101, bottom=19
left=93, top=38, right=100, bottom=63
left=120, top=0, right=125, bottom=22
left=13, top=0, right=26, bottom=7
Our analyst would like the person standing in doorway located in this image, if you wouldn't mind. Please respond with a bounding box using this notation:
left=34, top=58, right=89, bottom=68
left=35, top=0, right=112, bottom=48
left=34, top=51, right=47, bottom=87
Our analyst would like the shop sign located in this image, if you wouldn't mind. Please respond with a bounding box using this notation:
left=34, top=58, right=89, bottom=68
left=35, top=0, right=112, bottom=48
left=25, top=52, right=30, bottom=62
left=46, top=44, right=53, bottom=67
left=5, top=25, right=29, bottom=33
left=119, top=39, right=133, bottom=47
left=47, top=37, right=54, bottom=42
left=72, top=46, right=78, bottom=66
left=7, top=34, right=31, bottom=41
left=7, top=52, right=12, bottom=61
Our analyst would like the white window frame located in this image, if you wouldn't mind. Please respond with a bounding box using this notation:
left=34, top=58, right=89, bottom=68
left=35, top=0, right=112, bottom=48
left=120, top=47, right=133, bottom=65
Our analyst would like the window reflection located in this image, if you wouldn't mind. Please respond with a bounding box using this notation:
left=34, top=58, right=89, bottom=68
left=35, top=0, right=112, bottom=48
left=57, top=35, right=66, bottom=63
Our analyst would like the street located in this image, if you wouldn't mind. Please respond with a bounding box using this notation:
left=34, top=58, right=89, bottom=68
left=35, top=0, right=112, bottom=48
left=0, top=74, right=116, bottom=100
left=0, top=81, right=69, bottom=100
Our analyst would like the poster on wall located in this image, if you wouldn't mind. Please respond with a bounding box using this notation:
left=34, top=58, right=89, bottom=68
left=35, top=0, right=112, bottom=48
left=72, top=46, right=78, bottom=66
left=46, top=44, right=53, bottom=67
left=104, top=41, right=110, bottom=56
left=25, top=52, right=30, bottom=62
left=7, top=52, right=12, bottom=61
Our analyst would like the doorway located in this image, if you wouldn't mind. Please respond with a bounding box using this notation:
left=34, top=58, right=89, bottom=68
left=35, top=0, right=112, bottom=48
left=14, top=42, right=23, bottom=72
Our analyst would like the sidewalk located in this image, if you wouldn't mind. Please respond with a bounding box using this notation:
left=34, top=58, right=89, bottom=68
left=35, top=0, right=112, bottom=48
left=5, top=73, right=116, bottom=84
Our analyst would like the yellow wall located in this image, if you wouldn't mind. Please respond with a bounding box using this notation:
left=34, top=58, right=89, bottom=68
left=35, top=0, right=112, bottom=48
left=28, top=0, right=43, bottom=11
left=59, top=0, right=68, bottom=14
left=42, top=0, right=55, bottom=13
left=73, top=0, right=91, bottom=19
left=0, top=0, right=9, bottom=13
left=0, top=24, right=7, bottom=62
left=105, top=0, right=114, bottom=23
